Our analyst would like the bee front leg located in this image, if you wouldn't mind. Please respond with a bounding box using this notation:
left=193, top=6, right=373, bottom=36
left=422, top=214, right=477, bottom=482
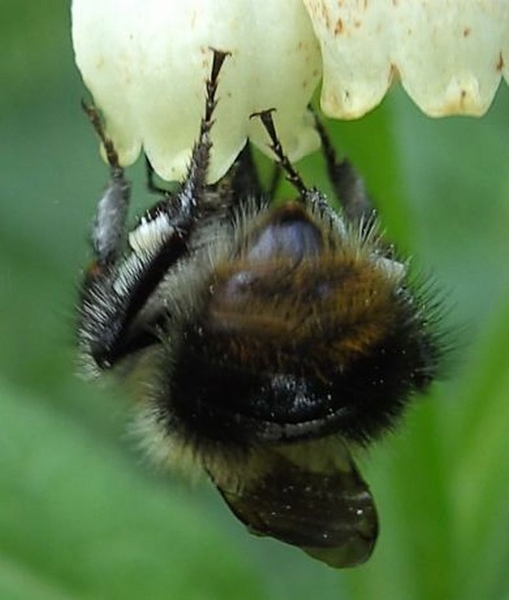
left=78, top=49, right=231, bottom=372
left=81, top=101, right=131, bottom=268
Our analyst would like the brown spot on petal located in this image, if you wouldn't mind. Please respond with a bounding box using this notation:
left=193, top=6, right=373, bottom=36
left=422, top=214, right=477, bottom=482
left=320, top=2, right=331, bottom=31
left=497, top=53, right=505, bottom=72
left=462, top=27, right=471, bottom=37
left=334, top=18, right=344, bottom=35
left=459, top=89, right=468, bottom=110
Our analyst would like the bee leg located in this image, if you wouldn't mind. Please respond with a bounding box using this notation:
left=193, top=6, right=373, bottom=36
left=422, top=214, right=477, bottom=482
left=143, top=49, right=232, bottom=209
left=251, top=108, right=309, bottom=199
left=78, top=49, right=230, bottom=371
left=178, top=50, right=229, bottom=220
left=312, top=112, right=376, bottom=224
left=251, top=109, right=345, bottom=229
left=81, top=100, right=131, bottom=267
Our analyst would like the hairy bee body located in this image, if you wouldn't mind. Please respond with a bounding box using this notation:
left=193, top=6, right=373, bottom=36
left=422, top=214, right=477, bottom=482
left=78, top=51, right=444, bottom=568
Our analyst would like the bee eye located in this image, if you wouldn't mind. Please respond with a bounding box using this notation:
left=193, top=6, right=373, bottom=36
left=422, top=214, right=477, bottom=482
left=248, top=206, right=322, bottom=263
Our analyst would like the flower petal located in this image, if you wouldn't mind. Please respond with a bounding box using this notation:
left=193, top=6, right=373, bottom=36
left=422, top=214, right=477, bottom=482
left=303, top=0, right=509, bottom=118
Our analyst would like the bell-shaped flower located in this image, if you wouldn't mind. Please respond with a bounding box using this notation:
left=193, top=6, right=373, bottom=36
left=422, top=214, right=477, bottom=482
left=72, top=0, right=509, bottom=182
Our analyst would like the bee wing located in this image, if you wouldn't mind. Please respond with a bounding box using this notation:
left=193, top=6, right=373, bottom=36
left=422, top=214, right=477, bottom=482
left=210, top=438, right=378, bottom=568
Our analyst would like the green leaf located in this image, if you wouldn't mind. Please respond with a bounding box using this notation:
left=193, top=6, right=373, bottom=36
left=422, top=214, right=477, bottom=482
left=0, top=382, right=263, bottom=600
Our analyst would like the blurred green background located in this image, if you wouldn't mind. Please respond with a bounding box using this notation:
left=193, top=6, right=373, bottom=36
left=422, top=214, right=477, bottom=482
left=2, top=2, right=509, bottom=599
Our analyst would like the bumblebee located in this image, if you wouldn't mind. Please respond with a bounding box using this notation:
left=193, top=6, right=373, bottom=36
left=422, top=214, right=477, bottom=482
left=77, top=50, right=444, bottom=568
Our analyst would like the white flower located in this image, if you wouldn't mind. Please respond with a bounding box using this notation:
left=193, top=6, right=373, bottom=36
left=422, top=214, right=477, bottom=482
left=304, top=0, right=509, bottom=119
left=72, top=0, right=509, bottom=183
left=71, top=0, right=322, bottom=183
